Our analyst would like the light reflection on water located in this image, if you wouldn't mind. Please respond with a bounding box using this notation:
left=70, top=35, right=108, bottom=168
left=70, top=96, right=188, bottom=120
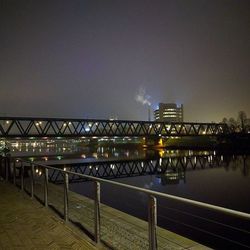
left=6, top=140, right=250, bottom=248
left=67, top=151, right=250, bottom=249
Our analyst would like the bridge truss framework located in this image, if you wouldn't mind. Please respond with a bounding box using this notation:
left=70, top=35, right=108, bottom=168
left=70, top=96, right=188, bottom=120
left=0, top=117, right=229, bottom=138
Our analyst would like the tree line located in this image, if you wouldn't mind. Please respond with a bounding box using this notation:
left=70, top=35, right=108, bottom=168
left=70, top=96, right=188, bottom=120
left=222, top=111, right=250, bottom=133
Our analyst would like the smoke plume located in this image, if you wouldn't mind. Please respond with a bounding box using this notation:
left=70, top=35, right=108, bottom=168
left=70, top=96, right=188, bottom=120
left=135, top=87, right=151, bottom=106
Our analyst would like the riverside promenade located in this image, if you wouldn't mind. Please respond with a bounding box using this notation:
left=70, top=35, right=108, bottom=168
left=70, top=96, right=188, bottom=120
left=0, top=175, right=210, bottom=250
left=0, top=180, right=99, bottom=250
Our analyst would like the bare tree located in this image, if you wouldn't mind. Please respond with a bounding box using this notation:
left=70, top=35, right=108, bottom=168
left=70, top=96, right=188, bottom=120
left=237, top=111, right=247, bottom=132
left=222, top=117, right=228, bottom=124
left=228, top=117, right=238, bottom=132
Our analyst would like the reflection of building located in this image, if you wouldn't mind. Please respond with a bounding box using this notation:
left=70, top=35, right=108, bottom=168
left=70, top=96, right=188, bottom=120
left=157, top=169, right=185, bottom=185
left=154, top=103, right=183, bottom=122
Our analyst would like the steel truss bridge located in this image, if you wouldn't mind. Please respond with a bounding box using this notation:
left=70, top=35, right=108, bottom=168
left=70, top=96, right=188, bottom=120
left=0, top=117, right=230, bottom=138
left=42, top=154, right=248, bottom=184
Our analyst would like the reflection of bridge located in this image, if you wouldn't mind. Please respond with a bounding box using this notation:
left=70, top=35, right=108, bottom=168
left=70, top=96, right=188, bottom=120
left=47, top=154, right=236, bottom=184
left=0, top=117, right=229, bottom=138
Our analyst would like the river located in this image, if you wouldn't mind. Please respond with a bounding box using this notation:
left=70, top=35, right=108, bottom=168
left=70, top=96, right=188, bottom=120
left=9, top=140, right=250, bottom=249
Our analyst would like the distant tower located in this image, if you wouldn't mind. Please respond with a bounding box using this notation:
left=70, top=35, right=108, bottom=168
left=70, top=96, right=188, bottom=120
left=148, top=105, right=151, bottom=121
left=154, top=103, right=183, bottom=122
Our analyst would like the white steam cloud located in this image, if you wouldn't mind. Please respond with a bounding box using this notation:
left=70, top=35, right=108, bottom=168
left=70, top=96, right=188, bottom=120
left=135, top=87, right=151, bottom=106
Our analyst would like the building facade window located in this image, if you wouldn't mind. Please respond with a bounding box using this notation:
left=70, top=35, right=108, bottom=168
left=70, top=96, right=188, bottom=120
left=154, top=103, right=183, bottom=122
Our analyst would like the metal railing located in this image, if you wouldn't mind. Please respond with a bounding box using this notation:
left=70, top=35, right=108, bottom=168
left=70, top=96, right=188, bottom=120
left=1, top=156, right=250, bottom=250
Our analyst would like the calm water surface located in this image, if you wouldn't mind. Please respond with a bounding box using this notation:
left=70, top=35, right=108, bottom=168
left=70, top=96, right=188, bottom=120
left=63, top=149, right=249, bottom=249
left=11, top=141, right=250, bottom=249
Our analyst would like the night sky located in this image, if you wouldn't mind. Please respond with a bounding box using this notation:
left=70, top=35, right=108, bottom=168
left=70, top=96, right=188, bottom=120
left=0, top=0, right=249, bottom=122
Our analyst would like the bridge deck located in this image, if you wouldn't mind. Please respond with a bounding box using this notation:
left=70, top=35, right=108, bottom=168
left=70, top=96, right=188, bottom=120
left=0, top=176, right=211, bottom=249
left=0, top=117, right=228, bottom=137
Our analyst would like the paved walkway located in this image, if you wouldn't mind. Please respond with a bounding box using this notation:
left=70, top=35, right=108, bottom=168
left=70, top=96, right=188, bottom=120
left=0, top=176, right=211, bottom=250
left=22, top=177, right=210, bottom=250
left=0, top=180, right=98, bottom=250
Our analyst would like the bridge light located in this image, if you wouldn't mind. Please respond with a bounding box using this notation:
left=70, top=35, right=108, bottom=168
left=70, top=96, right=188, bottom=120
left=6, top=120, right=9, bottom=124
left=68, top=122, right=72, bottom=125
left=159, top=138, right=163, bottom=146
left=208, top=156, right=211, bottom=163
left=159, top=158, right=162, bottom=166
left=35, top=122, right=39, bottom=126
left=63, top=123, right=67, bottom=127
left=39, top=121, right=42, bottom=125
left=159, top=149, right=164, bottom=157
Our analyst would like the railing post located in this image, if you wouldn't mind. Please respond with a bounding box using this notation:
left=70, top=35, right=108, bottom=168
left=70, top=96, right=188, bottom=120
left=5, top=157, right=8, bottom=181
left=13, top=160, right=16, bottom=185
left=64, top=172, right=69, bottom=222
left=30, top=163, right=34, bottom=198
left=21, top=162, right=24, bottom=191
left=44, top=168, right=48, bottom=207
left=0, top=157, right=2, bottom=178
left=94, top=181, right=101, bottom=244
left=148, top=195, right=157, bottom=250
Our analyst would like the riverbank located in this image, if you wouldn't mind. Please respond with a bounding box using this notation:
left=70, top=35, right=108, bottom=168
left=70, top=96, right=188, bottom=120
left=14, top=177, right=209, bottom=250
left=150, top=134, right=250, bottom=150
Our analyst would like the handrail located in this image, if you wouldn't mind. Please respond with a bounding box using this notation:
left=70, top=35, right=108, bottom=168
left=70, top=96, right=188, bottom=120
left=6, top=157, right=250, bottom=250
left=16, top=158, right=250, bottom=220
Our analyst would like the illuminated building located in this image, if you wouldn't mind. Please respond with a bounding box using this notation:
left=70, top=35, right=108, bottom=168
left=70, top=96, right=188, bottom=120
left=154, top=103, right=183, bottom=122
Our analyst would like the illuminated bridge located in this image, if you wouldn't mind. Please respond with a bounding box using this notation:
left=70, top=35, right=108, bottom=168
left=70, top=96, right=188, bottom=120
left=47, top=153, right=227, bottom=184
left=11, top=154, right=248, bottom=184
left=0, top=117, right=229, bottom=138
